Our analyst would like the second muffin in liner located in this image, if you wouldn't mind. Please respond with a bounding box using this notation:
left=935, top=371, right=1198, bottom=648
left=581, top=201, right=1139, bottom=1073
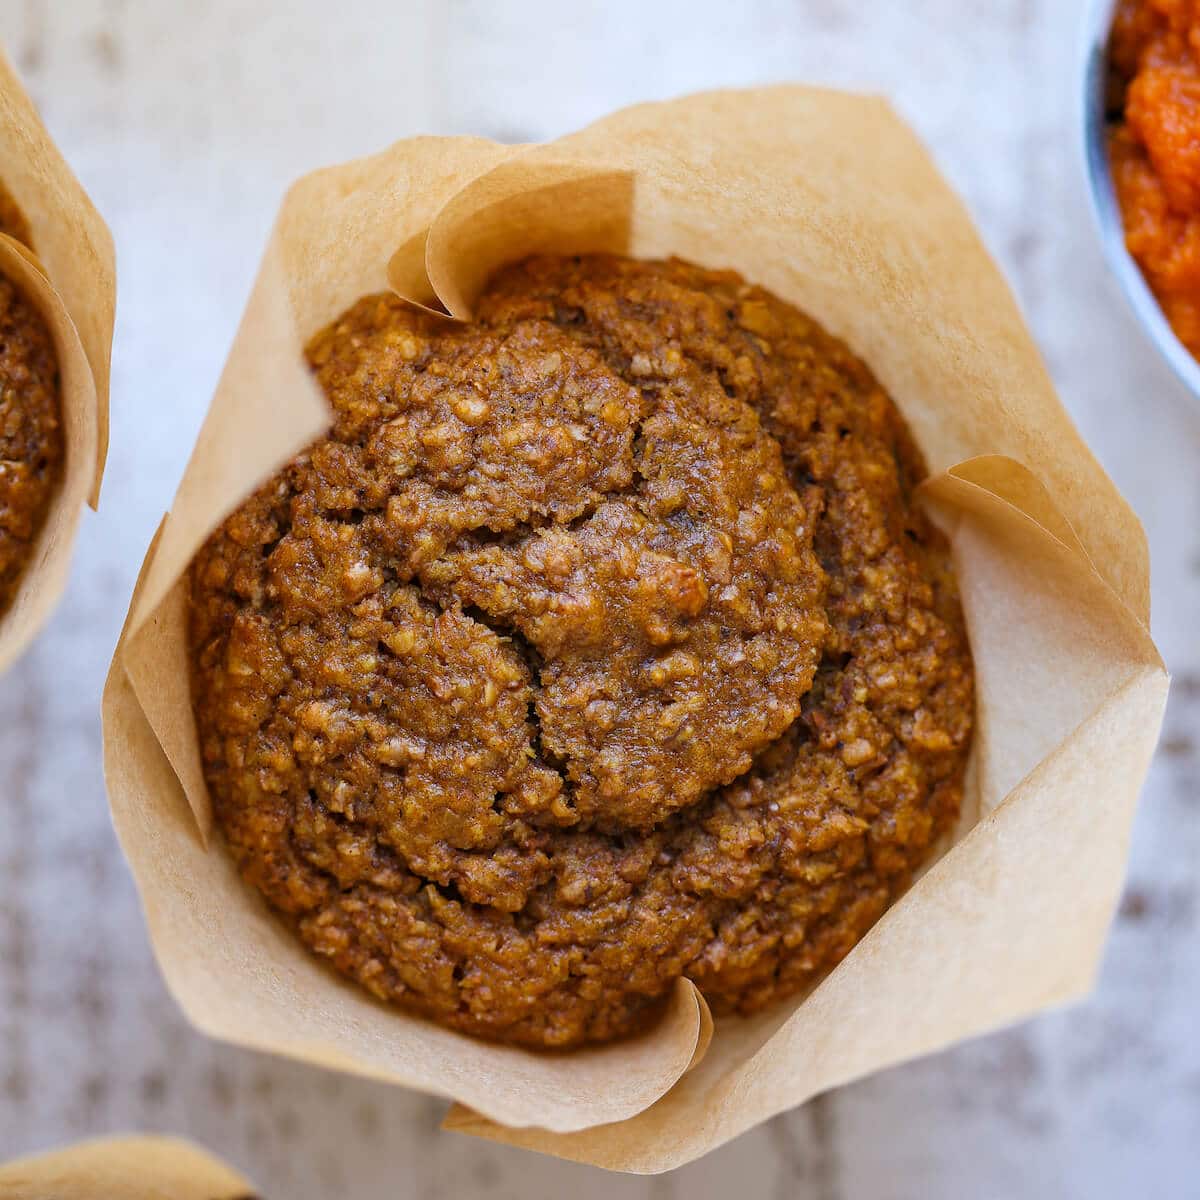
left=0, top=47, right=115, bottom=665
left=103, top=86, right=1166, bottom=1169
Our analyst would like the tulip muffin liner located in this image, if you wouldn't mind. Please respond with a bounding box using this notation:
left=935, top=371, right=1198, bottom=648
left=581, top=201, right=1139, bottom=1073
left=103, top=86, right=1166, bottom=1171
left=0, top=1136, right=255, bottom=1199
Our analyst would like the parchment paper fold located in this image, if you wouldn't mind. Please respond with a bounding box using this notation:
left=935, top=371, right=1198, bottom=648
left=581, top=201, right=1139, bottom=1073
left=0, top=1136, right=255, bottom=1200
left=102, top=86, right=1167, bottom=1171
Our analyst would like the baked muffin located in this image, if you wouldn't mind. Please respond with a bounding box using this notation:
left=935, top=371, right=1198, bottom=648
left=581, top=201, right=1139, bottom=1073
left=0, top=180, right=64, bottom=616
left=189, top=255, right=974, bottom=1049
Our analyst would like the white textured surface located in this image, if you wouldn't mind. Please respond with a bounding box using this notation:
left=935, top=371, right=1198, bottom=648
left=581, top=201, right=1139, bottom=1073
left=0, top=1, right=1196, bottom=1195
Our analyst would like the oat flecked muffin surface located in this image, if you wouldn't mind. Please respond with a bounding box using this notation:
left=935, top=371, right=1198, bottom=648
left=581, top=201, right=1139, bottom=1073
left=0, top=180, right=64, bottom=616
left=189, top=255, right=974, bottom=1049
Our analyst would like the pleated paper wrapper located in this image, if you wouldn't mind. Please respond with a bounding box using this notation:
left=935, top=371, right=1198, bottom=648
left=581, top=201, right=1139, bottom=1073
left=102, top=87, right=1167, bottom=1172
left=0, top=47, right=115, bottom=668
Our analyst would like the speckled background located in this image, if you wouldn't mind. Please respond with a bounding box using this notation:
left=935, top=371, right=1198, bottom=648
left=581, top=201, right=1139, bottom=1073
left=0, top=2, right=1196, bottom=1196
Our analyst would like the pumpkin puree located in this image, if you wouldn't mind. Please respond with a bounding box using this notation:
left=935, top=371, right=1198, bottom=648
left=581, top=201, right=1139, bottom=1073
left=1110, top=0, right=1200, bottom=356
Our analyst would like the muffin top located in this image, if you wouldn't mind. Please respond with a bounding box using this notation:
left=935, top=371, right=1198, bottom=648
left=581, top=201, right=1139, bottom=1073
left=189, top=255, right=973, bottom=1049
left=0, top=180, right=64, bottom=616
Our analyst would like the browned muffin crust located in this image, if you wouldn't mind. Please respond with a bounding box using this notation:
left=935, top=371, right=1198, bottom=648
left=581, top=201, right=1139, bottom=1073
left=189, top=255, right=974, bottom=1049
left=0, top=180, right=64, bottom=616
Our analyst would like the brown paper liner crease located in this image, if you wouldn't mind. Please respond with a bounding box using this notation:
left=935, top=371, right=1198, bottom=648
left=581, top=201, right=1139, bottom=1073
left=102, top=86, right=1167, bottom=1169
left=0, top=47, right=115, bottom=668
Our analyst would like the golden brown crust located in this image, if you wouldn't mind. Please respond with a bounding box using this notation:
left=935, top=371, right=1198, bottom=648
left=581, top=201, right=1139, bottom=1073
left=0, top=179, right=63, bottom=617
left=189, top=255, right=974, bottom=1048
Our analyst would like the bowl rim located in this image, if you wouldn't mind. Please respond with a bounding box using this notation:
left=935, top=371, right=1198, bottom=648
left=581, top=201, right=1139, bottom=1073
left=1080, top=0, right=1200, bottom=402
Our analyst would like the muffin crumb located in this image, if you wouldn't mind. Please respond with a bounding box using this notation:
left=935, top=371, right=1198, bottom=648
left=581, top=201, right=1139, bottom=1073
left=0, top=179, right=64, bottom=616
left=190, top=255, right=974, bottom=1049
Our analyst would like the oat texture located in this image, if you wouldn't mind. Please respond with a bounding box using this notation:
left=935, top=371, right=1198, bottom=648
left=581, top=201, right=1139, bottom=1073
left=189, top=255, right=974, bottom=1049
left=0, top=180, right=64, bottom=617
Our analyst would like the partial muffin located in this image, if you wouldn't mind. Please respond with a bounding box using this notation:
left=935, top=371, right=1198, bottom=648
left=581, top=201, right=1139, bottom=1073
left=189, top=254, right=974, bottom=1049
left=0, top=179, right=64, bottom=615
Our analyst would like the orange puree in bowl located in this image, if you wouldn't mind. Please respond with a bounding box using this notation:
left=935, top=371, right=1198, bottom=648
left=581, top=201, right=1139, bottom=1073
left=1110, top=0, right=1200, bottom=357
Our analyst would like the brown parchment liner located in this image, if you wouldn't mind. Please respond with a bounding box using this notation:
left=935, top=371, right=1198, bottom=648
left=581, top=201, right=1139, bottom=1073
left=101, top=86, right=1167, bottom=1170
left=0, top=47, right=115, bottom=669
left=0, top=1136, right=256, bottom=1199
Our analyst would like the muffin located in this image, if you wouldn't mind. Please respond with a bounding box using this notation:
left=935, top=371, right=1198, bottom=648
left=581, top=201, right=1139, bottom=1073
left=0, top=179, right=64, bottom=616
left=188, top=254, right=974, bottom=1049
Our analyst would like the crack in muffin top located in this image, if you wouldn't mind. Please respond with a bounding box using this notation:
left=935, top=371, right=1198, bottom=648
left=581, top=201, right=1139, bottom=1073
left=189, top=254, right=973, bottom=1048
